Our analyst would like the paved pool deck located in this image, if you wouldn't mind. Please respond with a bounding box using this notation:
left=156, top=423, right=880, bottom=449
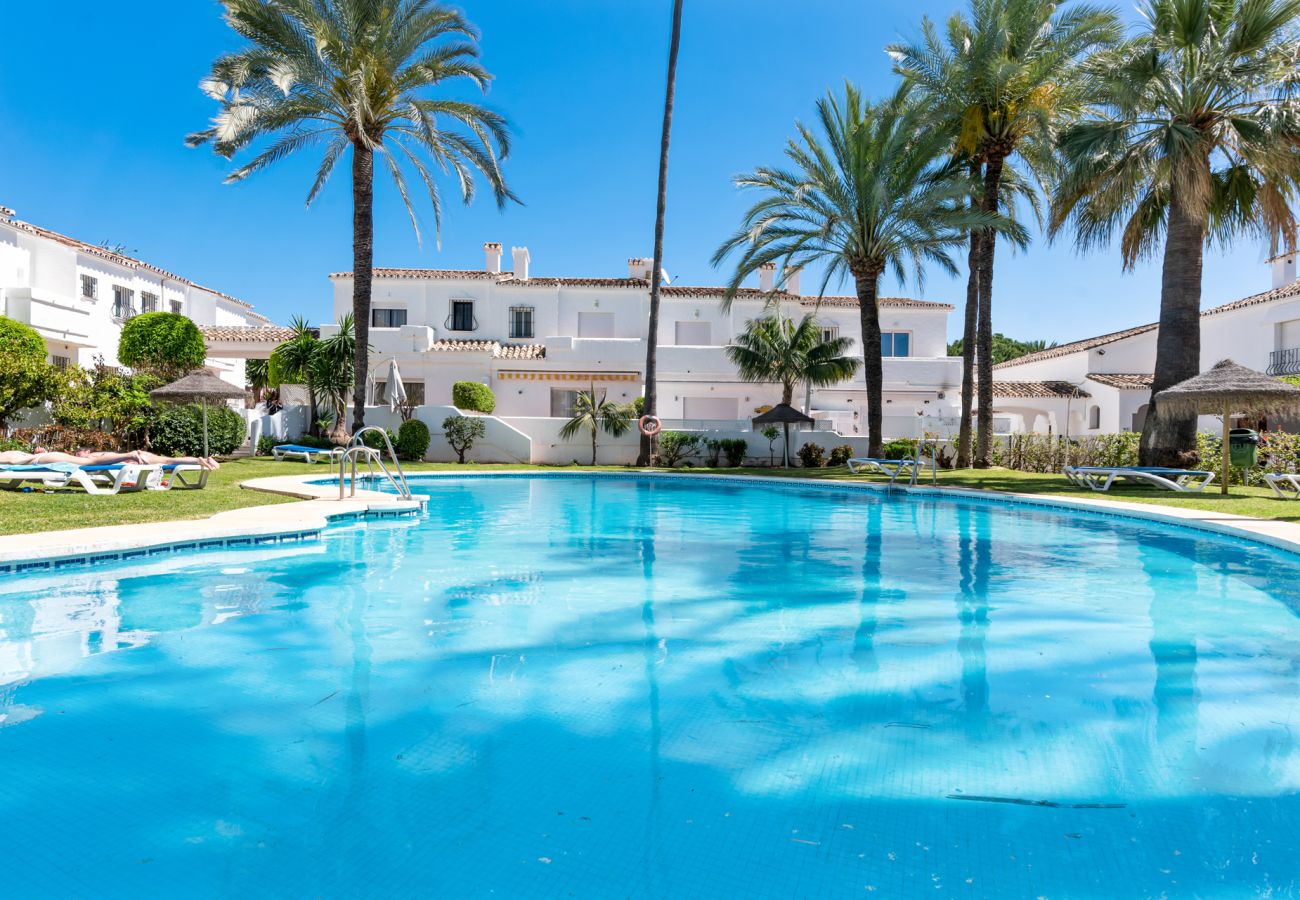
left=5, top=470, right=1300, bottom=568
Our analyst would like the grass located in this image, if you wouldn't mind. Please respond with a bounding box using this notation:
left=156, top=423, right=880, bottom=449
left=3, top=457, right=1297, bottom=536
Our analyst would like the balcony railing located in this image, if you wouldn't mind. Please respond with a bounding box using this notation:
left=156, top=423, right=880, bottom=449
left=1268, top=348, right=1300, bottom=376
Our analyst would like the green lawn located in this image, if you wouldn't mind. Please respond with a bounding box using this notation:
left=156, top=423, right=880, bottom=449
left=2, top=457, right=1297, bottom=536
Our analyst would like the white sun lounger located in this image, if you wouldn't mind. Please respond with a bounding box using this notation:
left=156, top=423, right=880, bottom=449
left=1264, top=473, right=1300, bottom=499
left=1063, top=465, right=1216, bottom=493
left=847, top=457, right=926, bottom=484
left=157, top=463, right=209, bottom=491
left=0, top=462, right=161, bottom=495
left=272, top=444, right=344, bottom=466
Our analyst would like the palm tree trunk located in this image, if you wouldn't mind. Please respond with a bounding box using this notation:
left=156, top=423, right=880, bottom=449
left=1139, top=167, right=1206, bottom=467
left=638, top=0, right=684, bottom=467
left=853, top=263, right=885, bottom=458
left=591, top=424, right=598, bottom=466
left=306, top=372, right=320, bottom=438
left=350, top=143, right=374, bottom=435
left=957, top=164, right=982, bottom=469
left=974, top=155, right=1004, bottom=468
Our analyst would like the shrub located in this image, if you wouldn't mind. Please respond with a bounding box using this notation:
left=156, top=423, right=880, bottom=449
left=13, top=425, right=118, bottom=453
left=0, top=436, right=27, bottom=451
left=760, top=425, right=782, bottom=466
left=656, top=431, right=700, bottom=467
left=396, top=418, right=431, bottom=461
left=443, top=414, right=486, bottom=463
left=703, top=438, right=723, bottom=467
left=361, top=428, right=398, bottom=452
left=828, top=444, right=854, bottom=467
left=632, top=396, right=646, bottom=417
left=287, top=433, right=335, bottom=449
left=720, top=438, right=748, bottom=467
left=992, top=432, right=1141, bottom=474
left=150, top=404, right=246, bottom=456
left=256, top=434, right=277, bottom=456
left=51, top=359, right=160, bottom=445
left=118, top=312, right=206, bottom=379
left=452, top=381, right=495, bottom=413
left=0, top=315, right=55, bottom=429
left=797, top=442, right=826, bottom=468
left=881, top=438, right=918, bottom=460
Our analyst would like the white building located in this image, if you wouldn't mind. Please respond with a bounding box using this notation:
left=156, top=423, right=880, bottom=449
left=0, top=206, right=277, bottom=385
left=992, top=253, right=1300, bottom=434
left=325, top=243, right=962, bottom=435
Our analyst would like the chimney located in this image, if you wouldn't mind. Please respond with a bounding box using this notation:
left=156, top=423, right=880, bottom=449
left=758, top=262, right=776, bottom=292
left=628, top=257, right=653, bottom=280
left=511, top=246, right=530, bottom=281
left=484, top=242, right=502, bottom=274
left=1273, top=250, right=1298, bottom=290
left=784, top=266, right=802, bottom=296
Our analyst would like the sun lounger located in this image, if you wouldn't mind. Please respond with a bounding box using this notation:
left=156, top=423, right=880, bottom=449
left=847, top=457, right=923, bottom=483
left=272, top=444, right=344, bottom=466
left=1264, top=473, right=1300, bottom=499
left=157, top=463, right=209, bottom=490
left=1063, top=465, right=1216, bottom=493
left=0, top=462, right=160, bottom=495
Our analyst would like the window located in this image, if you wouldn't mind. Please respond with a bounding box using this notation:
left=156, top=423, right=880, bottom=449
left=372, top=308, right=408, bottom=328
left=374, top=380, right=425, bottom=407
left=449, top=300, right=475, bottom=332
left=551, top=387, right=604, bottom=418
left=675, top=321, right=711, bottom=345
left=881, top=331, right=910, bottom=357
left=112, top=285, right=135, bottom=319
left=1088, top=405, right=1101, bottom=430
left=820, top=325, right=840, bottom=344
left=509, top=306, right=534, bottom=339
left=170, top=299, right=183, bottom=315
left=141, top=292, right=158, bottom=314
left=80, top=274, right=97, bottom=300
left=51, top=355, right=72, bottom=370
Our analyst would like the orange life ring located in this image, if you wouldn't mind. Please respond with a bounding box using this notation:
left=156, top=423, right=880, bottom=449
left=638, top=415, right=662, bottom=437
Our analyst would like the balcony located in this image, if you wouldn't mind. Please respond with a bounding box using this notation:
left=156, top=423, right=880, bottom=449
left=1268, top=348, right=1300, bottom=376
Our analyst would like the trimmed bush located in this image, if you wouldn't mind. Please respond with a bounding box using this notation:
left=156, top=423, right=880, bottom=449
left=361, top=428, right=398, bottom=452
left=118, top=312, right=207, bottom=379
left=0, top=315, right=54, bottom=429
left=656, top=431, right=699, bottom=467
left=880, top=438, right=918, bottom=460
left=150, top=404, right=246, bottom=456
left=720, top=438, right=748, bottom=467
left=828, top=444, right=854, bottom=467
left=396, top=418, right=431, bottom=461
left=256, top=434, right=277, bottom=456
left=452, top=381, right=495, bottom=413
left=443, top=414, right=486, bottom=463
left=797, top=442, right=826, bottom=468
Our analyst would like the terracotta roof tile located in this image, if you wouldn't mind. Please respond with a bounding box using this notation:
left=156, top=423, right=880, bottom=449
left=496, top=343, right=546, bottom=360
left=801, top=295, right=955, bottom=311
left=332, top=268, right=505, bottom=280
left=428, top=339, right=546, bottom=359
left=992, top=381, right=1090, bottom=399
left=1085, top=373, right=1154, bottom=390
left=500, top=276, right=648, bottom=289
left=200, top=325, right=299, bottom=343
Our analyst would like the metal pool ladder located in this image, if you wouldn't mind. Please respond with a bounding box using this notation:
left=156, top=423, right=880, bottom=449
left=338, top=426, right=414, bottom=501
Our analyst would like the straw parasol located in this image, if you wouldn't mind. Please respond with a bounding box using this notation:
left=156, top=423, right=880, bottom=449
left=1152, top=359, right=1300, bottom=494
left=150, top=371, right=247, bottom=458
left=753, top=403, right=815, bottom=468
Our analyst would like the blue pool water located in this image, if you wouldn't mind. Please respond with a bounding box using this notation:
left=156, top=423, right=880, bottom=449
left=4, top=475, right=1300, bottom=897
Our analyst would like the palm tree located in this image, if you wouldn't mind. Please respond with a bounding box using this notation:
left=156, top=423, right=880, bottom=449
left=1051, top=0, right=1300, bottom=466
left=311, top=313, right=357, bottom=444
left=188, top=0, right=515, bottom=435
left=726, top=313, right=860, bottom=465
left=560, top=385, right=635, bottom=465
left=245, top=358, right=270, bottom=407
left=268, top=316, right=320, bottom=436
left=713, top=85, right=999, bottom=458
left=638, top=0, right=686, bottom=468
left=890, top=0, right=1120, bottom=466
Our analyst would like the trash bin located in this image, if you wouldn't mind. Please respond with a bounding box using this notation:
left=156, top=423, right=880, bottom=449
left=1229, top=428, right=1259, bottom=468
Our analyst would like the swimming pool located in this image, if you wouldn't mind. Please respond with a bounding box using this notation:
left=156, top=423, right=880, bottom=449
left=3, top=474, right=1300, bottom=897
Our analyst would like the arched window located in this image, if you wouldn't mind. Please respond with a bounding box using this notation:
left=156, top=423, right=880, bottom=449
left=1088, top=405, right=1101, bottom=430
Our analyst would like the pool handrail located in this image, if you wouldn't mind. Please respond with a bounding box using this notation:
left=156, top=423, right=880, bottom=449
left=340, top=427, right=413, bottom=500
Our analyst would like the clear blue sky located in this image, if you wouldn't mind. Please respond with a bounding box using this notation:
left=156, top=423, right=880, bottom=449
left=0, top=1, right=1274, bottom=342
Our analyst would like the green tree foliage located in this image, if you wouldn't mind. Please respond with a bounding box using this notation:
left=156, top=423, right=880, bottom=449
left=268, top=317, right=321, bottom=435
left=442, top=414, right=486, bottom=463
left=117, top=312, right=207, bottom=380
left=189, top=0, right=515, bottom=433
left=51, top=359, right=161, bottom=443
left=452, top=381, right=496, bottom=413
left=396, top=418, right=431, bottom=460
left=947, top=334, right=1056, bottom=364
left=0, top=316, right=55, bottom=428
left=310, top=314, right=356, bottom=444
left=656, top=431, right=700, bottom=467
left=559, top=386, right=634, bottom=465
left=150, top=404, right=247, bottom=456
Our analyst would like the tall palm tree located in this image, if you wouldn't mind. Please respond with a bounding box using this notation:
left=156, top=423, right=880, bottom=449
left=890, top=0, right=1120, bottom=466
left=560, top=385, right=635, bottom=465
left=713, top=85, right=1000, bottom=457
left=268, top=316, right=321, bottom=436
left=726, top=313, right=860, bottom=465
left=1051, top=0, right=1300, bottom=466
left=311, top=313, right=357, bottom=444
left=638, top=0, right=685, bottom=468
left=188, top=0, right=515, bottom=434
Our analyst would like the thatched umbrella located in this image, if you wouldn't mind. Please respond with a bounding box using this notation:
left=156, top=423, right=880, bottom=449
left=1153, top=359, right=1300, bottom=495
left=150, top=372, right=247, bottom=458
left=753, top=403, right=815, bottom=468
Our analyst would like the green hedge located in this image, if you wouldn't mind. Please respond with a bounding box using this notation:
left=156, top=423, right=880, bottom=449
left=452, top=381, right=495, bottom=413
left=396, top=418, right=431, bottom=460
left=150, top=404, right=246, bottom=456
